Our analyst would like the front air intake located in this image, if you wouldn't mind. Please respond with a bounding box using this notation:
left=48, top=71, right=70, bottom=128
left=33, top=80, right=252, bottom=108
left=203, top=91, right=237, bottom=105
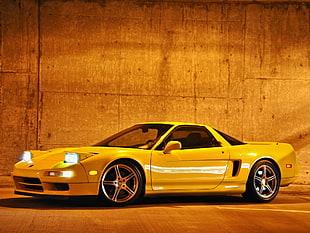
left=13, top=176, right=43, bottom=192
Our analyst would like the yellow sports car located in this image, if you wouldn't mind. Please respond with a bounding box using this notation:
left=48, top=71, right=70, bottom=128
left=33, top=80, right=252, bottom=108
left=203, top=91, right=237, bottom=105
left=12, top=122, right=299, bottom=205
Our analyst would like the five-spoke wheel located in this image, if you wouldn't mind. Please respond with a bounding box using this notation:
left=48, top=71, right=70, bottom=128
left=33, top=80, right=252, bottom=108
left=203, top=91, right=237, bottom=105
left=243, top=160, right=280, bottom=203
left=100, top=161, right=143, bottom=205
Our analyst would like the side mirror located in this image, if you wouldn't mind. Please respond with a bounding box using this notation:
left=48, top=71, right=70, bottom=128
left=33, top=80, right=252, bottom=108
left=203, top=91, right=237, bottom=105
left=163, top=141, right=182, bottom=154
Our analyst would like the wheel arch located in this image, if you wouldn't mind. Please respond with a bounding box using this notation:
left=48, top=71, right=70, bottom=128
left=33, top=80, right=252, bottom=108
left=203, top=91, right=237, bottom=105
left=250, top=157, right=281, bottom=180
left=99, top=158, right=146, bottom=197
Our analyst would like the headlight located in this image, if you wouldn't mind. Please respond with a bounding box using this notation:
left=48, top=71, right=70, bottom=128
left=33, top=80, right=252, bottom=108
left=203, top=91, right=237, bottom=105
left=64, top=152, right=96, bottom=164
left=64, top=152, right=79, bottom=164
left=22, top=151, right=32, bottom=162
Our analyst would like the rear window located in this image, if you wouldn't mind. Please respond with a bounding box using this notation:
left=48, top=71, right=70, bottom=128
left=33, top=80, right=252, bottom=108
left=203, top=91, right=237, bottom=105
left=214, top=129, right=245, bottom=146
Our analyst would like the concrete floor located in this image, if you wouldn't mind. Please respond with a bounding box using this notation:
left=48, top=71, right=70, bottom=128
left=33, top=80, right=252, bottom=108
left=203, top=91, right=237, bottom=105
left=0, top=187, right=309, bottom=233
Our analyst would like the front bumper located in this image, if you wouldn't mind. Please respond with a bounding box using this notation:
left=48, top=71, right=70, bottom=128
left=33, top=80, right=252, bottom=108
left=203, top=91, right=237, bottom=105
left=12, top=176, right=100, bottom=196
left=12, top=163, right=100, bottom=197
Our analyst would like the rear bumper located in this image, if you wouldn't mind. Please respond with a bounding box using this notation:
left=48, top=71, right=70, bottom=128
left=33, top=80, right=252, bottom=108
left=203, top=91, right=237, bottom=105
left=280, top=176, right=299, bottom=187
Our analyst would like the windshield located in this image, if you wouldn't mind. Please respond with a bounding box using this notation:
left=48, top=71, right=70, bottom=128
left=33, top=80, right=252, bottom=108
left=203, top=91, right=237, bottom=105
left=94, top=124, right=173, bottom=149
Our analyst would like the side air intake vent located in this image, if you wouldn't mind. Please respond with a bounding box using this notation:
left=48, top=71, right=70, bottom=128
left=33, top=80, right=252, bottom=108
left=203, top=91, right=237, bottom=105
left=232, top=160, right=241, bottom=177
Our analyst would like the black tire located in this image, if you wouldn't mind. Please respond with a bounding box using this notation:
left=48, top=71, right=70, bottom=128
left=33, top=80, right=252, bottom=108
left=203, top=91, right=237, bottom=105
left=100, top=160, right=143, bottom=206
left=243, top=160, right=280, bottom=203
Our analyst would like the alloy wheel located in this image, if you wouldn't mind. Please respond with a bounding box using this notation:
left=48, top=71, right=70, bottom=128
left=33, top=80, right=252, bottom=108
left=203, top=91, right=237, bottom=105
left=254, top=164, right=278, bottom=199
left=101, top=163, right=140, bottom=203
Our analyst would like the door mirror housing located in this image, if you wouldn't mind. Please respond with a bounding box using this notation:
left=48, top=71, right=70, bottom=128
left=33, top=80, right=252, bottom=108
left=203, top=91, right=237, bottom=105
left=163, top=141, right=182, bottom=154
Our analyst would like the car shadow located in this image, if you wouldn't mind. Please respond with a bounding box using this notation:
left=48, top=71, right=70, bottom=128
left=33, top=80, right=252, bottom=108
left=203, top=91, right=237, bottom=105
left=0, top=194, right=305, bottom=210
left=0, top=195, right=242, bottom=209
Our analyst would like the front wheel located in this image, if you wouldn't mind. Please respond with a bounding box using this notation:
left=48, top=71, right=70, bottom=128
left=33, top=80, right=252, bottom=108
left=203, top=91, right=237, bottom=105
left=243, top=160, right=280, bottom=203
left=100, top=161, right=143, bottom=206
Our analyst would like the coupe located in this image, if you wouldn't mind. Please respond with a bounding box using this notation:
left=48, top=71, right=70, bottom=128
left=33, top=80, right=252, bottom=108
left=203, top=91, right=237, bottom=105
left=12, top=122, right=299, bottom=205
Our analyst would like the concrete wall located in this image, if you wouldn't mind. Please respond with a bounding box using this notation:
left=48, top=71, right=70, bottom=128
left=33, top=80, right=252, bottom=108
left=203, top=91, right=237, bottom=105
left=1, top=0, right=309, bottom=183
left=0, top=0, right=39, bottom=175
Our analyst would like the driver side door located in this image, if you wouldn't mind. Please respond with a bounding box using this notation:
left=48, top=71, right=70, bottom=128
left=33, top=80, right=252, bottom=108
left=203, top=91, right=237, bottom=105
left=150, top=126, right=229, bottom=190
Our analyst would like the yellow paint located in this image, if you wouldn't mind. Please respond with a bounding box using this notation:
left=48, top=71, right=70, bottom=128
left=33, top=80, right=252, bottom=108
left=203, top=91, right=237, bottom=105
left=11, top=122, right=299, bottom=198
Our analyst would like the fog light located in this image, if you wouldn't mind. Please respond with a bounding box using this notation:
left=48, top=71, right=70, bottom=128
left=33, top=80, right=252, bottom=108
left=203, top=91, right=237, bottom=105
left=48, top=171, right=57, bottom=176
left=62, top=171, right=74, bottom=178
left=45, top=171, right=73, bottom=178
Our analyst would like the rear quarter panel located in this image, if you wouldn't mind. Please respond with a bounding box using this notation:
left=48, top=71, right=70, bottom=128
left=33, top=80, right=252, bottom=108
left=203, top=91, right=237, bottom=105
left=226, top=142, right=299, bottom=187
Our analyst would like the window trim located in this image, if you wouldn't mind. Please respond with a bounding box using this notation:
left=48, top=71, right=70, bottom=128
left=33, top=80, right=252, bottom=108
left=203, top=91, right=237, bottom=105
left=155, top=125, right=221, bottom=150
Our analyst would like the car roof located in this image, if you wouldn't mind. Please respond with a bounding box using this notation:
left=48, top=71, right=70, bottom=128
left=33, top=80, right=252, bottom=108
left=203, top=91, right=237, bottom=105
left=139, top=122, right=210, bottom=127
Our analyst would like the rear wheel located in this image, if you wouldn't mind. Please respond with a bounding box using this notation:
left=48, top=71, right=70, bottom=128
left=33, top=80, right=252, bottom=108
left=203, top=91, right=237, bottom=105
left=100, top=161, right=143, bottom=206
left=243, top=160, right=280, bottom=203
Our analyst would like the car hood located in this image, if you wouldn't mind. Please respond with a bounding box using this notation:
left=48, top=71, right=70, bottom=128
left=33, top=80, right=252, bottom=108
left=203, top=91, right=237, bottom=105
left=18, top=146, right=135, bottom=170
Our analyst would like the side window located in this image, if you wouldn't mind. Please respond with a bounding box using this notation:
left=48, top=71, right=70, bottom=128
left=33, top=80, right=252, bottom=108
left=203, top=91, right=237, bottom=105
left=157, top=126, right=220, bottom=150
